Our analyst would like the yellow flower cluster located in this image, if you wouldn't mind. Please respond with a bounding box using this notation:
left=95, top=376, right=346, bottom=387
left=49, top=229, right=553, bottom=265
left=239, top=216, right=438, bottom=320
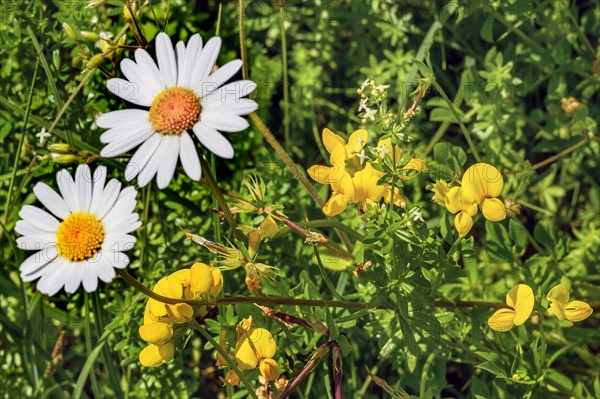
left=223, top=316, right=280, bottom=385
left=546, top=284, right=593, bottom=322
left=308, top=128, right=425, bottom=216
left=139, top=262, right=223, bottom=367
left=488, top=283, right=592, bottom=332
left=433, top=163, right=507, bottom=237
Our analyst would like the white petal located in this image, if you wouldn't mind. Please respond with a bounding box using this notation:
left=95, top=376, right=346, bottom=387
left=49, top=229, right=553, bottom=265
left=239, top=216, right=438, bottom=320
left=202, top=80, right=257, bottom=105
left=36, top=258, right=68, bottom=296
left=106, top=78, right=153, bottom=107
left=175, top=41, right=186, bottom=83
left=193, top=123, right=234, bottom=159
left=103, top=234, right=137, bottom=251
left=203, top=98, right=258, bottom=115
left=156, top=135, right=180, bottom=189
left=200, top=111, right=249, bottom=132
left=198, top=59, right=242, bottom=97
left=82, top=261, right=99, bottom=292
left=56, top=169, right=79, bottom=212
left=75, top=165, right=93, bottom=212
left=17, top=235, right=55, bottom=250
left=18, top=205, right=60, bottom=232
left=100, top=126, right=154, bottom=157
left=156, top=32, right=177, bottom=87
left=108, top=252, right=130, bottom=269
left=15, top=221, right=42, bottom=236
left=125, top=133, right=162, bottom=181
left=101, top=186, right=138, bottom=225
left=20, top=246, right=58, bottom=275
left=96, top=256, right=116, bottom=283
left=99, top=119, right=152, bottom=143
left=89, top=166, right=107, bottom=215
left=65, top=265, right=84, bottom=293
left=107, top=216, right=141, bottom=236
left=93, top=179, right=122, bottom=220
left=96, top=109, right=150, bottom=128
left=119, top=58, right=162, bottom=103
left=134, top=48, right=167, bottom=93
left=33, top=182, right=70, bottom=220
left=179, top=132, right=201, bottom=180
left=190, top=36, right=221, bottom=92
left=179, top=34, right=203, bottom=87
left=137, top=136, right=166, bottom=187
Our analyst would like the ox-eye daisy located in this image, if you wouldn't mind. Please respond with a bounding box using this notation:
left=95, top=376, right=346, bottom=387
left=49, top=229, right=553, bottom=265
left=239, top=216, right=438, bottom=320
left=97, top=32, right=258, bottom=189
left=15, top=164, right=141, bottom=296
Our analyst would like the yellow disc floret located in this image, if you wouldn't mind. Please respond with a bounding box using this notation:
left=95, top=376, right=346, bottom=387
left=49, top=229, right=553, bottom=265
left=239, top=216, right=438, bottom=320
left=149, top=87, right=201, bottom=135
left=56, top=212, right=104, bottom=262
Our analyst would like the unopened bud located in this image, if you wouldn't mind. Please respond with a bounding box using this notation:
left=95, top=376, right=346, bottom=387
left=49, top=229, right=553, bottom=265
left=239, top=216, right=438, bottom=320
left=80, top=30, right=100, bottom=41
left=48, top=143, right=75, bottom=153
left=51, top=153, right=79, bottom=164
left=86, top=54, right=104, bottom=70
left=62, top=23, right=77, bottom=41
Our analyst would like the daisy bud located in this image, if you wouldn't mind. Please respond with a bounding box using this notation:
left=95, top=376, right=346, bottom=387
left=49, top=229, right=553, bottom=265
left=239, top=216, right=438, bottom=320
left=48, top=143, right=75, bottom=153
left=62, top=23, right=77, bottom=41
left=51, top=153, right=79, bottom=164
left=85, top=54, right=104, bottom=70
left=80, top=30, right=100, bottom=41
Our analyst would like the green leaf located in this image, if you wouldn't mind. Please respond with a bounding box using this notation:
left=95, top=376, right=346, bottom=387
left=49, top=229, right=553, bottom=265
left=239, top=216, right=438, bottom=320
left=73, top=332, right=110, bottom=399
left=509, top=219, right=528, bottom=251
left=484, top=221, right=513, bottom=262
left=471, top=377, right=492, bottom=398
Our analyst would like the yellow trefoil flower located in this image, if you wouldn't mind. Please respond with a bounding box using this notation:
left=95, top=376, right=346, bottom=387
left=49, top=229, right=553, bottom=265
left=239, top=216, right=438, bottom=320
left=308, top=129, right=425, bottom=216
left=431, top=179, right=451, bottom=206
left=546, top=284, right=593, bottom=322
left=376, top=138, right=426, bottom=179
left=488, top=284, right=535, bottom=332
left=444, top=186, right=478, bottom=237
left=234, top=317, right=280, bottom=381
left=139, top=263, right=224, bottom=367
left=461, top=163, right=507, bottom=222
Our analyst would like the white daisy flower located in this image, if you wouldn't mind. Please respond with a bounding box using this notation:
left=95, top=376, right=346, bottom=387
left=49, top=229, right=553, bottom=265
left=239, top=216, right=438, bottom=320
left=15, top=164, right=141, bottom=296
left=97, top=32, right=258, bottom=189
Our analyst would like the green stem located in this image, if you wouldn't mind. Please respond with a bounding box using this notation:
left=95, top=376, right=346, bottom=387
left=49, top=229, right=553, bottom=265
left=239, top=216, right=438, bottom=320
left=314, top=247, right=346, bottom=301
left=238, top=0, right=248, bottom=80
left=117, top=269, right=507, bottom=309
left=46, top=68, right=95, bottom=136
left=94, top=292, right=122, bottom=397
left=278, top=0, right=291, bottom=150
left=3, top=57, right=39, bottom=226
left=198, top=152, right=246, bottom=244
left=537, top=314, right=547, bottom=379
left=431, top=80, right=481, bottom=162
left=192, top=321, right=258, bottom=399
left=423, top=84, right=463, bottom=156
left=139, top=184, right=152, bottom=270
left=84, top=292, right=101, bottom=397
left=249, top=113, right=325, bottom=207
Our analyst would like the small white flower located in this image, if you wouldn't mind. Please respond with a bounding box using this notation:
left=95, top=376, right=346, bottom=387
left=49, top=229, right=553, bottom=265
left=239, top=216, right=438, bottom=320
left=36, top=128, right=51, bottom=146
left=97, top=32, right=258, bottom=189
left=359, top=78, right=370, bottom=91
left=15, top=164, right=141, bottom=296
left=358, top=98, right=368, bottom=112
left=356, top=150, right=368, bottom=165
left=373, top=144, right=390, bottom=159
left=363, top=107, right=377, bottom=121
left=409, top=207, right=425, bottom=223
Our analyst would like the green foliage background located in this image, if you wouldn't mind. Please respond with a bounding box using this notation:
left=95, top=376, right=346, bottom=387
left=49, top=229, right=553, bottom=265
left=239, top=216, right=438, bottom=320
left=0, top=0, right=598, bottom=398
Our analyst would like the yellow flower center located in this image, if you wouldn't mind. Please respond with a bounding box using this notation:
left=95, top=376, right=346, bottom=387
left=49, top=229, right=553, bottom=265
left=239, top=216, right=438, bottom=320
left=149, top=87, right=201, bottom=135
left=56, top=212, right=104, bottom=262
